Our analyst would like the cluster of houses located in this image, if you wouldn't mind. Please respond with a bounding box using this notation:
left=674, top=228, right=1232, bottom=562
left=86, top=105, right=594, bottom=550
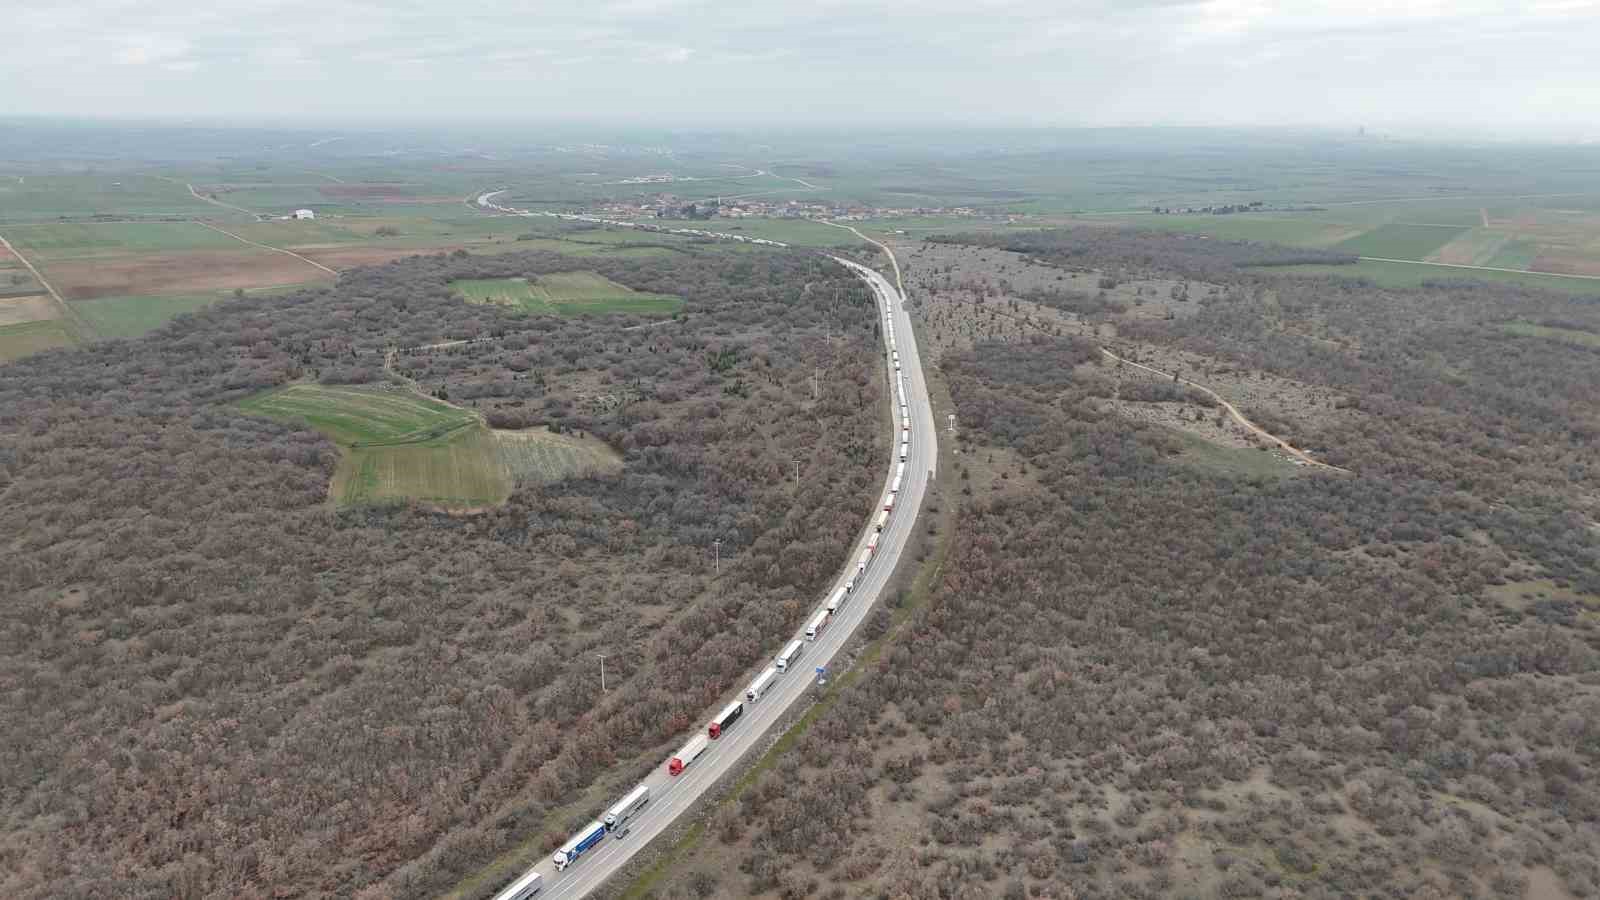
left=590, top=196, right=1003, bottom=223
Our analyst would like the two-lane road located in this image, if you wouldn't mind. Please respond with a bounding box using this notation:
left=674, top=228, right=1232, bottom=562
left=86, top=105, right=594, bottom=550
left=486, top=253, right=936, bottom=900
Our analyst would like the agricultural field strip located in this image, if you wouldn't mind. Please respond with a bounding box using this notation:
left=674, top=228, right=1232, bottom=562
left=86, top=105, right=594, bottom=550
left=1357, top=256, right=1600, bottom=281
left=242, top=385, right=476, bottom=446
left=0, top=231, right=91, bottom=337
left=485, top=252, right=937, bottom=900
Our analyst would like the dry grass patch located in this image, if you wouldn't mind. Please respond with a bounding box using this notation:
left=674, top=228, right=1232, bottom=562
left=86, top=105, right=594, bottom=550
left=1430, top=229, right=1513, bottom=266
left=45, top=249, right=330, bottom=300
left=0, top=294, right=58, bottom=327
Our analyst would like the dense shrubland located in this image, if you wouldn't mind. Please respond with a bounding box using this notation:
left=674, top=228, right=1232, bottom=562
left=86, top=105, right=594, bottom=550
left=934, top=227, right=1357, bottom=281
left=652, top=232, right=1600, bottom=899
left=0, top=247, right=887, bottom=899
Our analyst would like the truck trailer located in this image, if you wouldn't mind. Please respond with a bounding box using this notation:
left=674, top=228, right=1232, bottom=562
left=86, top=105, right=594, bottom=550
left=668, top=734, right=710, bottom=776
left=708, top=700, right=744, bottom=739
left=776, top=638, right=805, bottom=673
left=491, top=869, right=543, bottom=900
left=553, top=820, right=607, bottom=870
left=804, top=608, right=830, bottom=641
left=891, top=475, right=902, bottom=494
left=604, top=784, right=650, bottom=832
left=883, top=493, right=895, bottom=512
left=826, top=586, right=848, bottom=613
left=745, top=666, right=779, bottom=702
left=899, top=442, right=909, bottom=461
left=874, top=509, right=889, bottom=532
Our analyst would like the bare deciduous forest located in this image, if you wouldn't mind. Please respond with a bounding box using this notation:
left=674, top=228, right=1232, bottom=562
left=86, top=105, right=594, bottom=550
left=650, top=230, right=1600, bottom=899
left=0, top=248, right=887, bottom=899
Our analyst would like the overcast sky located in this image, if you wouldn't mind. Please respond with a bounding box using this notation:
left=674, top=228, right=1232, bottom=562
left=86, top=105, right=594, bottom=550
left=7, top=0, right=1599, bottom=137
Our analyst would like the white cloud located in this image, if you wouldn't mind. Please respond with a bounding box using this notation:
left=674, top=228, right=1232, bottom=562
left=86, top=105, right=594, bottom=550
left=0, top=0, right=1596, bottom=135
left=113, top=34, right=192, bottom=66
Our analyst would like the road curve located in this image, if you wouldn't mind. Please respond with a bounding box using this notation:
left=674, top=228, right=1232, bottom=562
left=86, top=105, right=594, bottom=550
left=478, top=251, right=937, bottom=900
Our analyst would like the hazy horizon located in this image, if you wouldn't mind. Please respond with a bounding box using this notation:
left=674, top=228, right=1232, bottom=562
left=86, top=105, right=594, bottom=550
left=7, top=0, right=1600, bottom=140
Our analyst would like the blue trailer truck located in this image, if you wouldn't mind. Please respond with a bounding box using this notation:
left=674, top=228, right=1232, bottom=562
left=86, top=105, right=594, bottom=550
left=553, top=820, right=607, bottom=871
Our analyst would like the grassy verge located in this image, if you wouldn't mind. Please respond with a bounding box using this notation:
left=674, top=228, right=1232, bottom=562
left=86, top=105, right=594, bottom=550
left=1499, top=321, right=1600, bottom=349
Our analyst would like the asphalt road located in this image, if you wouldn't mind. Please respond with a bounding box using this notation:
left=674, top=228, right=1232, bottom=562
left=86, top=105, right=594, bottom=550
left=484, top=253, right=937, bottom=900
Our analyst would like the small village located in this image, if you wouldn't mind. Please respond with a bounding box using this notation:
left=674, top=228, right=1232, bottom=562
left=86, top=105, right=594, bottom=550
left=589, top=195, right=1016, bottom=223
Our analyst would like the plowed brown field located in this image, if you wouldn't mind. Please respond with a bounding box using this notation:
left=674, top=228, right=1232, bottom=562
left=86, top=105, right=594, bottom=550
left=46, top=250, right=331, bottom=299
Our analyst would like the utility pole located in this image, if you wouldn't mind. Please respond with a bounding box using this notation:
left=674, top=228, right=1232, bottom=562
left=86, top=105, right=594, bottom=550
left=793, top=458, right=801, bottom=488
left=713, top=539, right=722, bottom=576
left=947, top=413, right=956, bottom=435
left=597, top=653, right=609, bottom=692
left=812, top=367, right=819, bottom=401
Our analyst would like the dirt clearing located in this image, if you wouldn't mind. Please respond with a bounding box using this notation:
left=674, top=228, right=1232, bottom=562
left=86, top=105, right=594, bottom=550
left=1531, top=253, right=1600, bottom=277
left=0, top=294, right=60, bottom=326
left=1430, top=229, right=1511, bottom=266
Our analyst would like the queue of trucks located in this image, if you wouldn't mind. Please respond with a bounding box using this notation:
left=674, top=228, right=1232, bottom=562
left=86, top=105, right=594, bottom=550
left=492, top=261, right=913, bottom=898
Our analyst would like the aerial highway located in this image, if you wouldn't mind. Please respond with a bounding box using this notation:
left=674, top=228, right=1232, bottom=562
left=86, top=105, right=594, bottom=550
left=482, top=244, right=937, bottom=900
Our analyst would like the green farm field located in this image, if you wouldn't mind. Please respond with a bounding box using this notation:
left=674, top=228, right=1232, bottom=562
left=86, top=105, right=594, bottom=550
left=0, top=319, right=77, bottom=362
left=1073, top=213, right=1363, bottom=248
left=338, top=425, right=622, bottom=506
left=454, top=271, right=682, bottom=316
left=1488, top=239, right=1539, bottom=269
left=1272, top=258, right=1600, bottom=294
left=1333, top=223, right=1469, bottom=259
left=239, top=382, right=620, bottom=506
left=72, top=293, right=223, bottom=338
left=239, top=383, right=477, bottom=446
left=337, top=427, right=508, bottom=506
left=2, top=222, right=244, bottom=258
left=702, top=217, right=860, bottom=247
left=1499, top=321, right=1600, bottom=348
left=0, top=174, right=234, bottom=223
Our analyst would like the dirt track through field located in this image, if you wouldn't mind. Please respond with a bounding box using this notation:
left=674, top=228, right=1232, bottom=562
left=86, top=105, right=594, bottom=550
left=1358, top=255, right=1600, bottom=281
left=1099, top=346, right=1349, bottom=472
left=195, top=221, right=339, bottom=276
left=147, top=174, right=264, bottom=220
left=0, top=231, right=93, bottom=338
left=384, top=339, right=486, bottom=420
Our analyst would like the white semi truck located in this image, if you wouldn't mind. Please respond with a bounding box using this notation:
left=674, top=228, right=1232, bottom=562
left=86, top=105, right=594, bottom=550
left=776, top=638, right=805, bottom=673
left=745, top=666, right=779, bottom=702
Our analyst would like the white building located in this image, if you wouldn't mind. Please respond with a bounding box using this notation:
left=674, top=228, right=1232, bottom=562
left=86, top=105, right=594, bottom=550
left=293, top=209, right=315, bottom=220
